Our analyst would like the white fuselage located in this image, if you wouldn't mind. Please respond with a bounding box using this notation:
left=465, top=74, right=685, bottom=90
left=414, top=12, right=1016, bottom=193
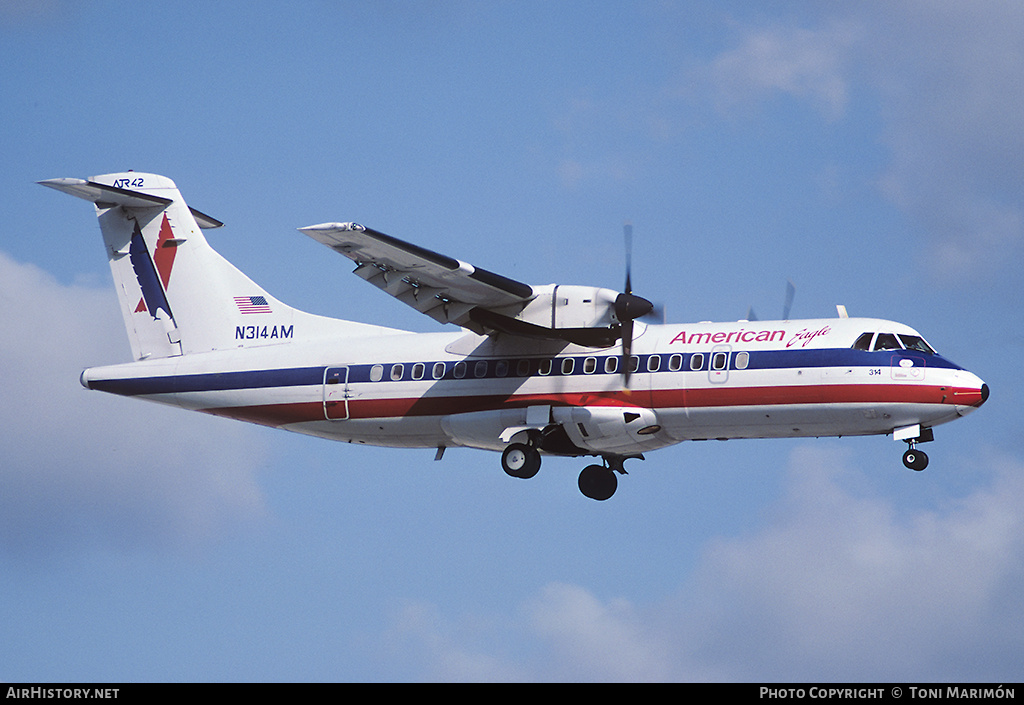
left=81, top=316, right=988, bottom=458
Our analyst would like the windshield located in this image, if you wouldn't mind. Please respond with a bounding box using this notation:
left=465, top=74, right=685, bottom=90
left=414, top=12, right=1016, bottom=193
left=898, top=334, right=936, bottom=354
left=850, top=331, right=938, bottom=354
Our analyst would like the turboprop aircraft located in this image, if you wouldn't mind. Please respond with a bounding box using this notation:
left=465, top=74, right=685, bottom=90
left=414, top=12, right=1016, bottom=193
left=41, top=172, right=989, bottom=500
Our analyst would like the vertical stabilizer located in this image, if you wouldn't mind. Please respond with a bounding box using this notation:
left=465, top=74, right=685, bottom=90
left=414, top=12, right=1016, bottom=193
left=41, top=172, right=393, bottom=360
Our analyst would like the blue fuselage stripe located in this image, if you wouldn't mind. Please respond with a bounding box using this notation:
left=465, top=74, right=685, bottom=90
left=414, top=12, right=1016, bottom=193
left=86, top=349, right=965, bottom=398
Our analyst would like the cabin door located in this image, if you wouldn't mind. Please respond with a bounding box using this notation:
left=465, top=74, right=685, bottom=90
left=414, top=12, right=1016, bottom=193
left=324, top=366, right=350, bottom=420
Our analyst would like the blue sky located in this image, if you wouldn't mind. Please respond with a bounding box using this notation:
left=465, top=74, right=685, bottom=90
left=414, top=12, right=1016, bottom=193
left=2, top=0, right=1022, bottom=682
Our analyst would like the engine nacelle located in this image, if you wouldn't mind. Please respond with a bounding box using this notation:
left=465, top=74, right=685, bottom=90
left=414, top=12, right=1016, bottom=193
left=469, top=284, right=624, bottom=347
left=522, top=284, right=620, bottom=329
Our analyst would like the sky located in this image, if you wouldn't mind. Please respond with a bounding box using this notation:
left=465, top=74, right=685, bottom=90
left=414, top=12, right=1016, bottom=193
left=1, top=0, right=1023, bottom=683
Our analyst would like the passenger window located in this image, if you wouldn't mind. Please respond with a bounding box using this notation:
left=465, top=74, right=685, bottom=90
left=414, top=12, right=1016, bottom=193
left=539, top=359, right=553, bottom=376
left=516, top=359, right=532, bottom=376
left=668, top=354, right=683, bottom=371
left=370, top=364, right=384, bottom=382
left=647, top=355, right=661, bottom=372
left=411, top=362, right=425, bottom=380
left=735, top=351, right=749, bottom=370
left=853, top=332, right=874, bottom=351
left=712, top=352, right=728, bottom=371
left=390, top=363, right=404, bottom=381
left=561, top=358, right=575, bottom=375
left=629, top=356, right=640, bottom=373
left=874, top=333, right=902, bottom=351
left=453, top=361, right=467, bottom=379
left=604, top=356, right=618, bottom=374
left=583, top=357, right=597, bottom=374
left=432, top=362, right=446, bottom=380
left=474, top=360, right=488, bottom=378
left=495, top=360, right=509, bottom=377
left=690, top=353, right=704, bottom=371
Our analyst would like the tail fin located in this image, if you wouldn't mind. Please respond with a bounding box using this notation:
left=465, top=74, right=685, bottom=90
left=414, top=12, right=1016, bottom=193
left=41, top=172, right=393, bottom=360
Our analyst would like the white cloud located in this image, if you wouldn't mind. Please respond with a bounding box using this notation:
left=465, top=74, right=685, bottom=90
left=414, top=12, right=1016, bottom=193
left=688, top=4, right=1024, bottom=282
left=380, top=600, right=530, bottom=682
left=862, top=1, right=1024, bottom=281
left=707, top=21, right=860, bottom=121
left=685, top=445, right=1024, bottom=680
left=523, top=582, right=676, bottom=681
left=382, top=444, right=1024, bottom=681
left=0, top=252, right=268, bottom=560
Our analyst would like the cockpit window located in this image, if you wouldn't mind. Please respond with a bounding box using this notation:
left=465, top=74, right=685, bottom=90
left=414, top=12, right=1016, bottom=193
left=852, top=332, right=874, bottom=351
left=874, top=333, right=902, bottom=351
left=898, top=334, right=935, bottom=354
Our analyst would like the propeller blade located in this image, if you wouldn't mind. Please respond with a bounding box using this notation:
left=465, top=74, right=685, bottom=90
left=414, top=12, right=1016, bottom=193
left=623, top=222, right=634, bottom=294
left=782, top=280, right=795, bottom=320
left=617, top=221, right=654, bottom=389
left=621, top=318, right=634, bottom=388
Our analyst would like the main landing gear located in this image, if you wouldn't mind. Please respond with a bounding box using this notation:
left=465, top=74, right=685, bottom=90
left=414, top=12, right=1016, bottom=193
left=501, top=442, right=541, bottom=479
left=578, top=460, right=623, bottom=501
left=501, top=442, right=630, bottom=500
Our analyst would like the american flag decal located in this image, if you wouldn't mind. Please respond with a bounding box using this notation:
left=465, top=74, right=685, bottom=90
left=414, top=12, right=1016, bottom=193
left=234, top=295, right=272, bottom=314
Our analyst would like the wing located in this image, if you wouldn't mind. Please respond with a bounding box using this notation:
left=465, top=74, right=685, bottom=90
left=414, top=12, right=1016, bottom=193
left=299, top=222, right=534, bottom=332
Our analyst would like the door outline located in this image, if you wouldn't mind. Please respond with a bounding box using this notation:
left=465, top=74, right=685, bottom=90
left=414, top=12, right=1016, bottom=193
left=709, top=345, right=732, bottom=384
left=324, top=366, right=350, bottom=420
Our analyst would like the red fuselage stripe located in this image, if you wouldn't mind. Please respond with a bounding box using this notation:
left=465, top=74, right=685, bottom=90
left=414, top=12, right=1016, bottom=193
left=198, top=383, right=983, bottom=428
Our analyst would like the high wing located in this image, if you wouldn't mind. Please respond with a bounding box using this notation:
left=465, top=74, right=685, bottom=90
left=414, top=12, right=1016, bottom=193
left=299, top=222, right=535, bottom=334
left=300, top=222, right=655, bottom=352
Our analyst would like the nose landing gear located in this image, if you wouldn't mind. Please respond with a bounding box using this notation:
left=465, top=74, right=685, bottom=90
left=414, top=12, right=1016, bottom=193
left=897, top=426, right=933, bottom=471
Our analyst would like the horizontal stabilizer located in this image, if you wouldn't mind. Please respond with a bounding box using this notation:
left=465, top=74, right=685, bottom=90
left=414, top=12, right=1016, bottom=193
left=39, top=178, right=223, bottom=229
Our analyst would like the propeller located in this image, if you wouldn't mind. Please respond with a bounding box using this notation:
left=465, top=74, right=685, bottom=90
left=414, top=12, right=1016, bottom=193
left=746, top=280, right=795, bottom=322
left=782, top=279, right=795, bottom=320
left=616, top=222, right=655, bottom=387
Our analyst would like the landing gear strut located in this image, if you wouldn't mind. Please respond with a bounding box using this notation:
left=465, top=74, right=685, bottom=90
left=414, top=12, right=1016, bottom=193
left=499, top=441, right=636, bottom=500
left=897, top=426, right=933, bottom=471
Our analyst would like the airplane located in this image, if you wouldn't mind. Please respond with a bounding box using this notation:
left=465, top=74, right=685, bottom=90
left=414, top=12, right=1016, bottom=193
left=40, top=172, right=989, bottom=500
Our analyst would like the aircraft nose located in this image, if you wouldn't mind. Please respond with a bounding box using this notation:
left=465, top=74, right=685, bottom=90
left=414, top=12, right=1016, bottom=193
left=953, top=371, right=988, bottom=413
left=957, top=375, right=988, bottom=411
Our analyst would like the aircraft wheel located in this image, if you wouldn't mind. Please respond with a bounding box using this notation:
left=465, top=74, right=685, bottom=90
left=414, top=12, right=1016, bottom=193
left=902, top=448, right=929, bottom=471
left=502, top=443, right=541, bottom=479
left=578, top=464, right=617, bottom=501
